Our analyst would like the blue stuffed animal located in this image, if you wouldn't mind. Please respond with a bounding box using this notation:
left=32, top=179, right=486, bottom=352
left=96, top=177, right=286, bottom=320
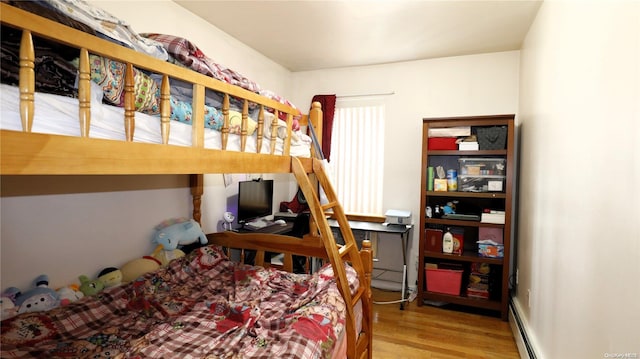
left=7, top=275, right=60, bottom=315
left=152, top=218, right=208, bottom=251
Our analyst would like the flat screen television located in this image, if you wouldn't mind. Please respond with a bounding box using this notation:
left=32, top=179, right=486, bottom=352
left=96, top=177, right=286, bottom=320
left=237, top=179, right=274, bottom=225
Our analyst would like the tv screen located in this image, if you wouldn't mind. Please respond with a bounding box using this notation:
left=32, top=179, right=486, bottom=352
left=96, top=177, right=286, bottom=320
left=237, top=179, right=274, bottom=224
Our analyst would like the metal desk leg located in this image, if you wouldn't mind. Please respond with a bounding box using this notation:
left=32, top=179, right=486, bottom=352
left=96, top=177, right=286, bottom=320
left=400, top=231, right=409, bottom=310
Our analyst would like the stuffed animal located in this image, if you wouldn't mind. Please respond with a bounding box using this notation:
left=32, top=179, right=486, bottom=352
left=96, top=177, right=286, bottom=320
left=78, top=275, right=104, bottom=297
left=120, top=256, right=161, bottom=284
left=1, top=287, right=19, bottom=320
left=150, top=244, right=185, bottom=266
left=97, top=267, right=123, bottom=288
left=56, top=284, right=84, bottom=306
left=119, top=245, right=185, bottom=284
left=152, top=218, right=207, bottom=251
left=6, top=275, right=61, bottom=315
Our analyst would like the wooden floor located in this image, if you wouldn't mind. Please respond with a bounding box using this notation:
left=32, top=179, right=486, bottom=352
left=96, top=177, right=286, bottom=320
left=371, top=288, right=520, bottom=359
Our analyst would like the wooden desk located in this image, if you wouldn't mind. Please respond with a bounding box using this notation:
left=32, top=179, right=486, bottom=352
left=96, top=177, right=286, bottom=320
left=231, top=222, right=295, bottom=267
left=235, top=221, right=294, bottom=235
left=328, top=219, right=412, bottom=309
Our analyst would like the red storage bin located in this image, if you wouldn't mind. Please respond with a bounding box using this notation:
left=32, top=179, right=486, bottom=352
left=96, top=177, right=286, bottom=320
left=427, top=137, right=458, bottom=150
left=426, top=268, right=463, bottom=295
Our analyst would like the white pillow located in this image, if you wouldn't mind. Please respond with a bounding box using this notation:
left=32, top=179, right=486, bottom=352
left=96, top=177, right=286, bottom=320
left=262, top=112, right=288, bottom=139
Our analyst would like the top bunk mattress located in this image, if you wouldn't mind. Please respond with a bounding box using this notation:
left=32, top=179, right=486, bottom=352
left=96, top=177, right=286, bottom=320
left=0, top=83, right=312, bottom=158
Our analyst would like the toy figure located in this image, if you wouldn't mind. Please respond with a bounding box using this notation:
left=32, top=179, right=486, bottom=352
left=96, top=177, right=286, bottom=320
left=1, top=289, right=18, bottom=320
left=97, top=267, right=123, bottom=288
left=56, top=285, right=84, bottom=306
left=78, top=275, right=105, bottom=297
left=152, top=218, right=207, bottom=251
left=120, top=256, right=161, bottom=284
left=7, top=275, right=61, bottom=314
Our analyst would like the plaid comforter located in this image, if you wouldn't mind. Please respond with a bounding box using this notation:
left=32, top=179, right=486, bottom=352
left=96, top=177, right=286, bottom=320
left=1, top=245, right=358, bottom=358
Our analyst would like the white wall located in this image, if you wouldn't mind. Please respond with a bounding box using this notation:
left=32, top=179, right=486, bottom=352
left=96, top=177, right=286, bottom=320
left=516, top=1, right=640, bottom=358
left=0, top=177, right=190, bottom=290
left=92, top=0, right=292, bottom=95
left=0, top=1, right=296, bottom=291
left=291, top=52, right=520, bottom=289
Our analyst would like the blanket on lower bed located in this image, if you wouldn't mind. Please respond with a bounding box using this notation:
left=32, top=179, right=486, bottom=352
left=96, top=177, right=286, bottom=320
left=1, top=245, right=358, bottom=359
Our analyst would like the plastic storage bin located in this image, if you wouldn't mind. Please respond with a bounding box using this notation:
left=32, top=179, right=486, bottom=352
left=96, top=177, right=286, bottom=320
left=458, top=158, right=506, bottom=192
left=426, top=268, right=463, bottom=295
left=458, top=175, right=505, bottom=192
left=458, top=158, right=506, bottom=176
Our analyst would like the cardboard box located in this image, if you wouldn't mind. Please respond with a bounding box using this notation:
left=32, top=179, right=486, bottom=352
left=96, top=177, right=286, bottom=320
left=434, top=179, right=448, bottom=191
left=467, top=287, right=490, bottom=299
left=458, top=141, right=479, bottom=151
left=427, top=137, right=458, bottom=150
left=478, top=243, right=504, bottom=258
left=451, top=228, right=464, bottom=255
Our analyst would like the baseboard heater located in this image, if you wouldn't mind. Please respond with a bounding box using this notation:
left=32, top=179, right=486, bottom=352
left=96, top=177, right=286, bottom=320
left=509, top=299, right=537, bottom=359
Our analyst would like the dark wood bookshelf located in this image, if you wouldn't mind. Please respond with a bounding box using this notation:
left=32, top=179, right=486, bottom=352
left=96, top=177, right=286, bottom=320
left=418, top=115, right=515, bottom=321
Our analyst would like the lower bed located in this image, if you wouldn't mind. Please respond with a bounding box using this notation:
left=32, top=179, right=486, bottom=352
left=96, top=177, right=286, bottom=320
left=1, top=244, right=361, bottom=359
left=0, top=83, right=313, bottom=158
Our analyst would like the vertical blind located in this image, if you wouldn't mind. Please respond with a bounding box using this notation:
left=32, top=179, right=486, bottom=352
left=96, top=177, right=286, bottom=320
left=328, top=99, right=385, bottom=215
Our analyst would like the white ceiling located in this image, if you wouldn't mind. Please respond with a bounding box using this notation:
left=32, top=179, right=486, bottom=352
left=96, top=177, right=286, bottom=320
left=175, top=0, right=542, bottom=72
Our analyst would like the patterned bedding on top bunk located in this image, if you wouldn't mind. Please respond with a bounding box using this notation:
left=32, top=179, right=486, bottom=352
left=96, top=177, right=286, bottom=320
left=0, top=0, right=303, bottom=138
left=1, top=245, right=360, bottom=359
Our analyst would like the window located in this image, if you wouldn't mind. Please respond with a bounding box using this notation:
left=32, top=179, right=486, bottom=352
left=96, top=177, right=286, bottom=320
left=326, top=98, right=385, bottom=216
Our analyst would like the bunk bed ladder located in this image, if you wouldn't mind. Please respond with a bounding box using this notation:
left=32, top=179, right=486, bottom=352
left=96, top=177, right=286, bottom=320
left=292, top=157, right=372, bottom=359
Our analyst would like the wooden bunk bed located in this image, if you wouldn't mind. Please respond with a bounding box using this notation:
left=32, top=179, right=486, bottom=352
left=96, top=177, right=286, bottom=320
left=0, top=3, right=372, bottom=359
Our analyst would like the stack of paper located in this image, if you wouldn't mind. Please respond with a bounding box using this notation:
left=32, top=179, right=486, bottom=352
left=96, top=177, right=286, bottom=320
left=480, top=210, right=505, bottom=224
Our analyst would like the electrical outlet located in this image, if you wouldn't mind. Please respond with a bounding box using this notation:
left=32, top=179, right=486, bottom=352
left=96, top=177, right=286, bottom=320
left=516, top=269, right=519, bottom=285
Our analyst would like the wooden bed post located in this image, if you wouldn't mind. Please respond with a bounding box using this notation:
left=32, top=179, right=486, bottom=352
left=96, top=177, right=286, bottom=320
left=309, top=101, right=323, bottom=158
left=159, top=75, right=171, bottom=145
left=191, top=83, right=206, bottom=148
left=123, top=63, right=135, bottom=142
left=18, top=30, right=34, bottom=133
left=77, top=49, right=91, bottom=137
left=241, top=99, right=249, bottom=152
left=190, top=174, right=204, bottom=224
left=221, top=94, right=230, bottom=150
left=256, top=105, right=265, bottom=153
